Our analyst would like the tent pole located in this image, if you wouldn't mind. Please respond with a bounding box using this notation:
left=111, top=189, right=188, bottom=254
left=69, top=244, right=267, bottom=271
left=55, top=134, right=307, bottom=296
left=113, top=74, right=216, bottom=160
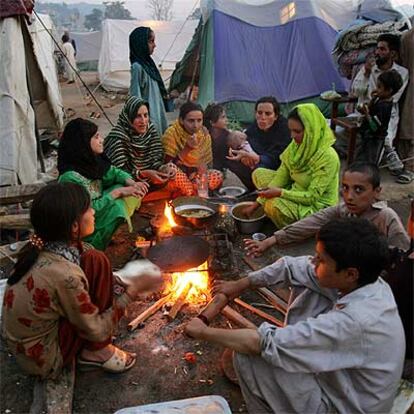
left=22, top=15, right=46, bottom=174
left=188, top=20, right=204, bottom=102
left=26, top=69, right=46, bottom=174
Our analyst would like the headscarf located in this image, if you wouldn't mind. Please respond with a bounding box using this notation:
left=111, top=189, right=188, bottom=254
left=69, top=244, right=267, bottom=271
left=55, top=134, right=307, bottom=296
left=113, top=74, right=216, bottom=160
left=246, top=115, right=290, bottom=159
left=162, top=120, right=212, bottom=167
left=104, top=96, right=164, bottom=175
left=281, top=103, right=335, bottom=171
left=57, top=118, right=111, bottom=180
left=129, top=26, right=168, bottom=98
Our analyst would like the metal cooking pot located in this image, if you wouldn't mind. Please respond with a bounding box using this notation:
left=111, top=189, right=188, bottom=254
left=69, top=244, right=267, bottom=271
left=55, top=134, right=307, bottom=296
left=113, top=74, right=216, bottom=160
left=170, top=196, right=218, bottom=229
left=230, top=201, right=266, bottom=234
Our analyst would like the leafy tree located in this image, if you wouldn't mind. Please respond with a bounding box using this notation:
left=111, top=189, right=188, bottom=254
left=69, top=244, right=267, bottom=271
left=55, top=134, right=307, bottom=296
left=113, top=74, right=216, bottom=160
left=84, top=8, right=103, bottom=31
left=147, top=0, right=174, bottom=21
left=103, top=1, right=134, bottom=20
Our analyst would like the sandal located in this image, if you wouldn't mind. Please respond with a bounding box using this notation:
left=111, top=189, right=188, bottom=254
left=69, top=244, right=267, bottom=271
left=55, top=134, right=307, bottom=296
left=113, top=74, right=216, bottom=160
left=78, top=346, right=136, bottom=373
left=396, top=171, right=414, bottom=184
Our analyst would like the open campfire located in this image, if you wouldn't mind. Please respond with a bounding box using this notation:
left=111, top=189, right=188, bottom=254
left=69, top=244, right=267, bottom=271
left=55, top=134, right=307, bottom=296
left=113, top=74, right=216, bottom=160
left=128, top=202, right=212, bottom=330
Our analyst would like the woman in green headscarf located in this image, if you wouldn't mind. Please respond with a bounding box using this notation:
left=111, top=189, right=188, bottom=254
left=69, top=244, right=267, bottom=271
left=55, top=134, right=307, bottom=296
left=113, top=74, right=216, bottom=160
left=129, top=26, right=168, bottom=135
left=245, top=103, right=340, bottom=228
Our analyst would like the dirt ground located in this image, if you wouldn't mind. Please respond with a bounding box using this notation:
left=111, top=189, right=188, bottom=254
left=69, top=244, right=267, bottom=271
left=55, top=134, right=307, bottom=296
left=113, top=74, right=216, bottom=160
left=1, top=73, right=413, bottom=414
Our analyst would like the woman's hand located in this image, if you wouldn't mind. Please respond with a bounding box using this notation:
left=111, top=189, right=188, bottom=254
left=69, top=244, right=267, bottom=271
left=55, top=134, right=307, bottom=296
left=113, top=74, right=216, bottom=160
left=132, top=181, right=150, bottom=197
left=159, top=163, right=177, bottom=179
left=125, top=178, right=150, bottom=196
left=212, top=279, right=250, bottom=300
left=140, top=169, right=169, bottom=185
left=241, top=201, right=260, bottom=218
left=244, top=237, right=275, bottom=257
left=186, top=133, right=199, bottom=149
left=227, top=148, right=260, bottom=167
left=111, top=185, right=147, bottom=199
left=185, top=317, right=208, bottom=339
left=226, top=148, right=247, bottom=161
left=258, top=187, right=282, bottom=198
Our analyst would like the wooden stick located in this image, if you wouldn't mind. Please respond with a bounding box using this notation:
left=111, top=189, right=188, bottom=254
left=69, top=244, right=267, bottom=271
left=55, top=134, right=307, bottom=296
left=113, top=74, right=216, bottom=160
left=234, top=298, right=284, bottom=327
left=167, top=283, right=193, bottom=320
left=221, top=306, right=256, bottom=329
left=257, top=287, right=287, bottom=314
left=0, top=183, right=45, bottom=205
left=243, top=255, right=289, bottom=313
left=128, top=294, right=172, bottom=331
left=242, top=255, right=263, bottom=272
left=0, top=214, right=31, bottom=230
left=198, top=293, right=229, bottom=322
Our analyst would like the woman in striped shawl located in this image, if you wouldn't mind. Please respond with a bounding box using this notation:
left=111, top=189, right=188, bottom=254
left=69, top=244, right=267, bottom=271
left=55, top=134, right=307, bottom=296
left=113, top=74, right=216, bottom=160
left=104, top=96, right=170, bottom=183
left=105, top=96, right=197, bottom=196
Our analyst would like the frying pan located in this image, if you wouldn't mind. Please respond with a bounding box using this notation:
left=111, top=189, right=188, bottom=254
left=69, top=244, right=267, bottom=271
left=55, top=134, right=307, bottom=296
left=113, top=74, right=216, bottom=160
left=146, top=235, right=210, bottom=272
left=170, top=196, right=218, bottom=229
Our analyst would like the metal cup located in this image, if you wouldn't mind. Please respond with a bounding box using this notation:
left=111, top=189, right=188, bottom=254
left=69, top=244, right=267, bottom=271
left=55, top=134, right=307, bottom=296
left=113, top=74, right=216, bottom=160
left=252, top=232, right=266, bottom=242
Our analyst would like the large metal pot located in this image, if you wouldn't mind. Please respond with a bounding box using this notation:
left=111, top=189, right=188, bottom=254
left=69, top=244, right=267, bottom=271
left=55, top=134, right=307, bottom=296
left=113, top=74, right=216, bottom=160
left=170, top=196, right=218, bottom=229
left=230, top=201, right=266, bottom=234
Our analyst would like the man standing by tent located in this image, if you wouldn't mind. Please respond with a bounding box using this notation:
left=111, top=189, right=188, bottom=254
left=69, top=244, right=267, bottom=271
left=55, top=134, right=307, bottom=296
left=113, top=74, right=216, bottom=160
left=61, top=34, right=77, bottom=84
left=64, top=30, right=77, bottom=56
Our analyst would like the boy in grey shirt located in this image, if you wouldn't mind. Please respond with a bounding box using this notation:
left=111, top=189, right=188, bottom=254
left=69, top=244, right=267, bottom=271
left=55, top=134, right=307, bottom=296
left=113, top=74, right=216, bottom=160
left=186, top=218, right=405, bottom=413
left=245, top=162, right=409, bottom=255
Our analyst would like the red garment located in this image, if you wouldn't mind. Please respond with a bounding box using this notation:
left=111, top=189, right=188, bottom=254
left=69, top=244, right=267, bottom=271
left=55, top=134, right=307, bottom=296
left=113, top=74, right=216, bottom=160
left=58, top=249, right=114, bottom=366
left=0, top=0, right=33, bottom=18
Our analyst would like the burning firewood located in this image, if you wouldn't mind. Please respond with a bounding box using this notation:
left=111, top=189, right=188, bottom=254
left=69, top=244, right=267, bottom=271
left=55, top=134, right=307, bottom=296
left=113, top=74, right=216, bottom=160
left=128, top=293, right=173, bottom=331
left=167, top=282, right=193, bottom=320
left=198, top=293, right=229, bottom=323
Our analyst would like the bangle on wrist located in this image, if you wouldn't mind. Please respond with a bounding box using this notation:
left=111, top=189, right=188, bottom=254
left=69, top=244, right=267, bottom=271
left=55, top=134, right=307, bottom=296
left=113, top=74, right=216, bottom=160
left=197, top=314, right=210, bottom=326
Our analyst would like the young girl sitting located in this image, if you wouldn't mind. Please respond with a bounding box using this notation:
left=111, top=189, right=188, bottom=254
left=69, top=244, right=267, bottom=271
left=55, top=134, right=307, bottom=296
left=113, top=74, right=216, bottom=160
left=58, top=118, right=149, bottom=250
left=2, top=182, right=162, bottom=379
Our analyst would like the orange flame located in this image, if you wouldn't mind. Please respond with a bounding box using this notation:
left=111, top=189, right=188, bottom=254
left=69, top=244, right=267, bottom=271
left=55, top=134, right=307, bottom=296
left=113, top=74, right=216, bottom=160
left=165, top=261, right=210, bottom=305
left=164, top=202, right=177, bottom=228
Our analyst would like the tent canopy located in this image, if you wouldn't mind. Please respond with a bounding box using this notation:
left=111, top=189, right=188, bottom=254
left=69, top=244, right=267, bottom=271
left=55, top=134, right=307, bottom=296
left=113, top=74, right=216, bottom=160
left=98, top=18, right=198, bottom=91
left=170, top=0, right=413, bottom=121
left=0, top=12, right=63, bottom=185
left=71, top=30, right=102, bottom=70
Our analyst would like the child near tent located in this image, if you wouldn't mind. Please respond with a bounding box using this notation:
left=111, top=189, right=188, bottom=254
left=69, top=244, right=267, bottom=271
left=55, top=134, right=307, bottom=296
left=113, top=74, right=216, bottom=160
left=129, top=26, right=168, bottom=135
left=227, top=130, right=255, bottom=168
left=356, top=70, right=404, bottom=168
left=61, top=34, right=77, bottom=84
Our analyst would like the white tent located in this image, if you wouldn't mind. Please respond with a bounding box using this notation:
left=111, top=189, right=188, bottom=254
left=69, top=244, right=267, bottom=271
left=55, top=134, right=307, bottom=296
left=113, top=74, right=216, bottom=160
left=98, top=18, right=198, bottom=91
left=0, top=13, right=64, bottom=185
left=71, top=30, right=102, bottom=68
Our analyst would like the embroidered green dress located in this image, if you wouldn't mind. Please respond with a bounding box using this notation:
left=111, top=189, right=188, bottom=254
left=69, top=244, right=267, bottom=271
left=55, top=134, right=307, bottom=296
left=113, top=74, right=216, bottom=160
left=59, top=166, right=140, bottom=250
left=252, top=103, right=340, bottom=228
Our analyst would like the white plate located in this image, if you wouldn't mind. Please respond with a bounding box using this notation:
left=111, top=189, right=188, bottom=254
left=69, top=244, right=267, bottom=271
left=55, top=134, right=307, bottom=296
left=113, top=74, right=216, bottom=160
left=218, top=186, right=246, bottom=198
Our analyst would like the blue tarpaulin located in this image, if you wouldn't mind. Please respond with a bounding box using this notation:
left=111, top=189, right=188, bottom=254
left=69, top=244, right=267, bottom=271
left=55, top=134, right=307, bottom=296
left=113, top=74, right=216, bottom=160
left=213, top=11, right=348, bottom=104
